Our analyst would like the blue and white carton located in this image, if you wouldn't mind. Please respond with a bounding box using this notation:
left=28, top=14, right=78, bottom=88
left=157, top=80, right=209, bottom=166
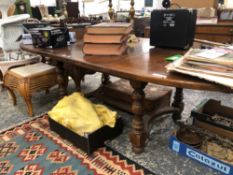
left=169, top=135, right=233, bottom=175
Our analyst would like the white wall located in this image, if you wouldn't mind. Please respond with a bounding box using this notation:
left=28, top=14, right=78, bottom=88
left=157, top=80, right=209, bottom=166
left=225, top=0, right=233, bottom=8
left=30, top=0, right=56, bottom=7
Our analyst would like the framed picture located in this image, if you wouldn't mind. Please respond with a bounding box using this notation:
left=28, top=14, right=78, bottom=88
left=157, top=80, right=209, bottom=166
left=67, top=2, right=79, bottom=18
left=115, top=11, right=130, bottom=22
left=218, top=9, right=233, bottom=22
left=145, top=0, right=153, bottom=7
left=16, top=0, right=27, bottom=14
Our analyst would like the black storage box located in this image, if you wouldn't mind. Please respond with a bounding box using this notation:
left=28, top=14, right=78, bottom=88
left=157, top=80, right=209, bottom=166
left=49, top=117, right=123, bottom=155
left=192, top=99, right=233, bottom=140
left=150, top=9, right=197, bottom=49
left=30, top=27, right=70, bottom=48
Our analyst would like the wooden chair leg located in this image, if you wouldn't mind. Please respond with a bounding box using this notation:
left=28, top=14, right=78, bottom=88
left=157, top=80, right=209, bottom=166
left=19, top=85, right=33, bottom=117
left=6, top=87, right=17, bottom=106
left=23, top=95, right=33, bottom=117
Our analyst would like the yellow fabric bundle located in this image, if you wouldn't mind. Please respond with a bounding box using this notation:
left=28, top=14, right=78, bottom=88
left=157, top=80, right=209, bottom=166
left=94, top=104, right=117, bottom=128
left=48, top=92, right=117, bottom=136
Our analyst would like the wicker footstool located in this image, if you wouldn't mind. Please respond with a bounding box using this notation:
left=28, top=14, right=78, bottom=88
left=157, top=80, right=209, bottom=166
left=0, top=55, right=40, bottom=89
left=4, top=63, right=57, bottom=116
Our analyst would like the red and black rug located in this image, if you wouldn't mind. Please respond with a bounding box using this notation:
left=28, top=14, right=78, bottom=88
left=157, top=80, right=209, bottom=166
left=0, top=114, right=155, bottom=175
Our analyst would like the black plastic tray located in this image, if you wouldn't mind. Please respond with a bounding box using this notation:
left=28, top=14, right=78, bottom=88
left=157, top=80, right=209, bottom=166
left=49, top=117, right=123, bottom=155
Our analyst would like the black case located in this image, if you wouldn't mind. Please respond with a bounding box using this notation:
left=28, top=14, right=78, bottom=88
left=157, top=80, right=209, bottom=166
left=150, top=9, right=197, bottom=50
left=30, top=27, right=70, bottom=48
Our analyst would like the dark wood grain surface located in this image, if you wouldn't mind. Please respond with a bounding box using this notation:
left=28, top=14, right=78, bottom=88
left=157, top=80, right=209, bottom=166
left=21, top=38, right=233, bottom=93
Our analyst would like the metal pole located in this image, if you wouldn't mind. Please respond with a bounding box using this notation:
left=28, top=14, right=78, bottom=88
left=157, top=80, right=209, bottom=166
left=108, top=0, right=114, bottom=21
left=129, top=0, right=135, bottom=22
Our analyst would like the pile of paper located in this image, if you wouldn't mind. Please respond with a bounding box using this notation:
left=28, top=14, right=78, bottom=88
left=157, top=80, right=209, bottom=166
left=166, top=47, right=233, bottom=88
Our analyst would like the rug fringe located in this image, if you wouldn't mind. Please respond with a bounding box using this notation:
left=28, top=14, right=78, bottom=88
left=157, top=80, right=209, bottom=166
left=0, top=112, right=47, bottom=133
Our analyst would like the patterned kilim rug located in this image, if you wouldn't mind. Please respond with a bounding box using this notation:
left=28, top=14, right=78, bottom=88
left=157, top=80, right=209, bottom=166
left=0, top=114, right=154, bottom=175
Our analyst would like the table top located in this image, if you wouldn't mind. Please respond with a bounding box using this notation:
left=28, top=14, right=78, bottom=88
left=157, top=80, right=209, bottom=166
left=20, top=38, right=233, bottom=93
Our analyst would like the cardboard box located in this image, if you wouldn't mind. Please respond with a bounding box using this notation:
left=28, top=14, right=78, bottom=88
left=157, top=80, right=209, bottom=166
left=169, top=135, right=233, bottom=175
left=49, top=117, right=123, bottom=155
left=192, top=99, right=233, bottom=140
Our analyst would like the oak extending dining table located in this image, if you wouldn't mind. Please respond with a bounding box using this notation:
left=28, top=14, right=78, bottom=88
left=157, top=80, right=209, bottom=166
left=21, top=38, right=233, bottom=154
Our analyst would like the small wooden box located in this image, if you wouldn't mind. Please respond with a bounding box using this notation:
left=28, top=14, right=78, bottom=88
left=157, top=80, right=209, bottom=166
left=49, top=117, right=123, bottom=155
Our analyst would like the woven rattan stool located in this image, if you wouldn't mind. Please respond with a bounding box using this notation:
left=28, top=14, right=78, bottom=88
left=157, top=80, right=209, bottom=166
left=4, top=63, right=57, bottom=116
left=0, top=55, right=40, bottom=90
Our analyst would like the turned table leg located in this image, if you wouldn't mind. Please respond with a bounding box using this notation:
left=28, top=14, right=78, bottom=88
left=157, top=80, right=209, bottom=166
left=129, top=80, right=147, bottom=154
left=64, top=63, right=94, bottom=92
left=57, top=61, right=68, bottom=97
left=172, top=87, right=184, bottom=121
left=41, top=55, right=46, bottom=63
left=101, top=73, right=111, bottom=86
left=73, top=68, right=87, bottom=92
left=73, top=70, right=83, bottom=92
left=69, top=66, right=84, bottom=92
